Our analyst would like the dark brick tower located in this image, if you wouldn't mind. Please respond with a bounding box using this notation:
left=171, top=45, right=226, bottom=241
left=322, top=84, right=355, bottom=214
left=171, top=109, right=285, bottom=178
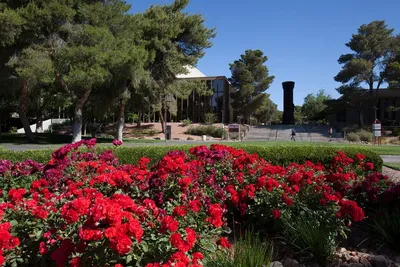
left=282, top=81, right=295, bottom=124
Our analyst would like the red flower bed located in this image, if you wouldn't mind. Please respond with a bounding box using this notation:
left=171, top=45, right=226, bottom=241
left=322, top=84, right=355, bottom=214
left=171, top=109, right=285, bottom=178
left=0, top=140, right=398, bottom=266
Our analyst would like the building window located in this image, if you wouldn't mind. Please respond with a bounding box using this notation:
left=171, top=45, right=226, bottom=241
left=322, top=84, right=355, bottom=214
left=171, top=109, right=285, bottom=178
left=376, top=99, right=381, bottom=120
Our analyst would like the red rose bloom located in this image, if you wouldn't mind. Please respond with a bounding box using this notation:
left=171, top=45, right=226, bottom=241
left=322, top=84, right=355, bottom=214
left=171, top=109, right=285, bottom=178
left=188, top=200, right=202, bottom=212
left=216, top=237, right=232, bottom=248
left=173, top=206, right=187, bottom=217
left=365, top=162, right=374, bottom=170
left=272, top=209, right=281, bottom=219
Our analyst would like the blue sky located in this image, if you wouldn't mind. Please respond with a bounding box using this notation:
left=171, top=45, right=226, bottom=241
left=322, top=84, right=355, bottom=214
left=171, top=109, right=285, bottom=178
left=128, top=0, right=400, bottom=110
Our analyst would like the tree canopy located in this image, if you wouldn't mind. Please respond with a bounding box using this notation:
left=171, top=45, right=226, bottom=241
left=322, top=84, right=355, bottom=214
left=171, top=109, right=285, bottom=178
left=230, top=49, right=275, bottom=123
left=301, top=89, right=332, bottom=122
left=0, top=0, right=215, bottom=142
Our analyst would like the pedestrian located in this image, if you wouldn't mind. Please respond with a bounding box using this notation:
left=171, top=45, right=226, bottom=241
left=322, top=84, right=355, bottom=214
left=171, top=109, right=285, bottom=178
left=291, top=128, right=296, bottom=141
left=328, top=127, right=333, bottom=140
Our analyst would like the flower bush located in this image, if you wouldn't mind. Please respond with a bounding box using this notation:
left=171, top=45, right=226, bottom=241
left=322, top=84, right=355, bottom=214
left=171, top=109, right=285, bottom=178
left=0, top=141, right=398, bottom=266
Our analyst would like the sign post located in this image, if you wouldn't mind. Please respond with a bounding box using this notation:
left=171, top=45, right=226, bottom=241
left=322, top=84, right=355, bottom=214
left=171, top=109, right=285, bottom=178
left=228, top=124, right=240, bottom=141
left=372, top=119, right=382, bottom=145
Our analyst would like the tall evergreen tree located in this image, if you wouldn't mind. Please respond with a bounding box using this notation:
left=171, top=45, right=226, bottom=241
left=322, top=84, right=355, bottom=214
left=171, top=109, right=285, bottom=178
left=0, top=0, right=76, bottom=142
left=139, top=0, right=216, bottom=132
left=230, top=49, right=274, bottom=124
left=334, top=20, right=397, bottom=123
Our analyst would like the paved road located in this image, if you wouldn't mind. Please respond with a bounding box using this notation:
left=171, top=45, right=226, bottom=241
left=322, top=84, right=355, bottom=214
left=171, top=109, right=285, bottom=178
left=380, top=155, right=400, bottom=163
left=1, top=142, right=400, bottom=163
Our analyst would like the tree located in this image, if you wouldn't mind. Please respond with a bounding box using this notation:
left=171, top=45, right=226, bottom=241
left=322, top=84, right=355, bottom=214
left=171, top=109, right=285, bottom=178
left=252, top=96, right=278, bottom=125
left=301, top=89, right=332, bottom=122
left=230, top=49, right=274, bottom=124
left=334, top=21, right=397, bottom=123
left=385, top=35, right=400, bottom=88
left=0, top=0, right=76, bottom=142
left=139, top=0, right=216, bottom=132
left=294, top=105, right=304, bottom=124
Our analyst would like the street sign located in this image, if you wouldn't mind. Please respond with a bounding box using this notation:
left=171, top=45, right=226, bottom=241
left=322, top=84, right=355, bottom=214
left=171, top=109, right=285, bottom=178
left=372, top=119, right=382, bottom=145
left=228, top=124, right=240, bottom=133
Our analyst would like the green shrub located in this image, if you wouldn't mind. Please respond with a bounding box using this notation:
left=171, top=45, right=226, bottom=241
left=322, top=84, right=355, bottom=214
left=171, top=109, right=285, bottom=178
left=367, top=208, right=400, bottom=252
left=358, top=129, right=372, bottom=142
left=186, top=125, right=224, bottom=138
left=281, top=214, right=337, bottom=264
left=204, top=230, right=273, bottom=267
left=0, top=145, right=383, bottom=171
left=204, top=112, right=217, bottom=125
left=181, top=119, right=192, bottom=127
left=393, top=128, right=400, bottom=137
left=346, top=132, right=360, bottom=142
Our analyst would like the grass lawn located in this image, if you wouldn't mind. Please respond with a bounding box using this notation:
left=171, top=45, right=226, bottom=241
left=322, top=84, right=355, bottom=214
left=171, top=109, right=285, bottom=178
left=383, top=162, right=400, bottom=170
left=0, top=133, right=162, bottom=145
left=225, top=141, right=400, bottom=155
left=0, top=134, right=399, bottom=155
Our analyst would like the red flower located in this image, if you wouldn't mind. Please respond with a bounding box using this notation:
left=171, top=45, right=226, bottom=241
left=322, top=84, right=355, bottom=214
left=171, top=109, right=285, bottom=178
left=365, top=162, right=374, bottom=170
left=178, top=177, right=192, bottom=190
left=113, top=236, right=132, bottom=255
left=70, top=257, right=81, bottom=267
left=173, top=206, right=188, bottom=217
left=160, top=216, right=179, bottom=233
left=192, top=251, right=204, bottom=264
left=8, top=188, right=26, bottom=202
left=282, top=194, right=294, bottom=206
left=188, top=200, right=202, bottom=212
left=206, top=203, right=224, bottom=228
left=337, top=199, right=365, bottom=222
left=272, top=209, right=281, bottom=219
left=216, top=237, right=232, bottom=248
left=39, top=242, right=48, bottom=255
left=356, top=154, right=366, bottom=162
left=170, top=228, right=197, bottom=252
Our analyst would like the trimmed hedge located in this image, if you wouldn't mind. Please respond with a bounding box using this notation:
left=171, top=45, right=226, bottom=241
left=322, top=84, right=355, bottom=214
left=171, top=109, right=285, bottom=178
left=0, top=145, right=383, bottom=171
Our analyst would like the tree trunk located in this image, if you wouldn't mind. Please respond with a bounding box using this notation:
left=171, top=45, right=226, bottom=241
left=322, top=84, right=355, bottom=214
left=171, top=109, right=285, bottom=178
left=115, top=86, right=129, bottom=141
left=115, top=101, right=126, bottom=141
left=36, top=107, right=44, bottom=133
left=72, top=88, right=92, bottom=143
left=137, top=111, right=142, bottom=128
left=159, top=110, right=165, bottom=133
left=72, top=105, right=83, bottom=143
left=19, top=81, right=36, bottom=143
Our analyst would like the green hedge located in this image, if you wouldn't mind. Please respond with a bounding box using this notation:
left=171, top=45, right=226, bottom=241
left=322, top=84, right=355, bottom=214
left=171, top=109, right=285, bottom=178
left=0, top=145, right=383, bottom=171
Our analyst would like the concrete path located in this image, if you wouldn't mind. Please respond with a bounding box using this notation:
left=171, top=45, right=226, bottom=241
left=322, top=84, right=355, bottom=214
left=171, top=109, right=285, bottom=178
left=380, top=155, right=400, bottom=163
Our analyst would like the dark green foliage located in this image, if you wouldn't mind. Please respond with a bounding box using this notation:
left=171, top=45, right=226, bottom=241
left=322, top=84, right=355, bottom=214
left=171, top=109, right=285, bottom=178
left=366, top=208, right=400, bottom=252
left=334, top=21, right=399, bottom=125
left=0, top=145, right=383, bottom=171
left=230, top=49, right=275, bottom=123
left=204, top=230, right=273, bottom=267
left=301, top=90, right=332, bottom=122
left=281, top=214, right=338, bottom=264
left=185, top=125, right=224, bottom=138
left=204, top=113, right=217, bottom=125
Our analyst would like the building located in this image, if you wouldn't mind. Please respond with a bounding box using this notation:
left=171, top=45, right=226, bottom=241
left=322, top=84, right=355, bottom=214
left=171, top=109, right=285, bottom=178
left=175, top=66, right=234, bottom=123
left=327, top=89, right=400, bottom=126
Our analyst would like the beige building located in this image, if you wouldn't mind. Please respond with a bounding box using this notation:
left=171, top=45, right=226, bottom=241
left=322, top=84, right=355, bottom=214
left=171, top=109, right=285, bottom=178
left=176, top=66, right=234, bottom=123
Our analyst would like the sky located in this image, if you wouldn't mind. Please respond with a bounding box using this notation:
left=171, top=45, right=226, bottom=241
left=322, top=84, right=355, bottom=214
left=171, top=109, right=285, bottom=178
left=127, top=0, right=400, bottom=110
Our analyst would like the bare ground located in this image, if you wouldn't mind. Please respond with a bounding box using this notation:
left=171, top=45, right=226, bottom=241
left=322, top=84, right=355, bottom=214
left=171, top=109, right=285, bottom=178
left=382, top=166, right=400, bottom=183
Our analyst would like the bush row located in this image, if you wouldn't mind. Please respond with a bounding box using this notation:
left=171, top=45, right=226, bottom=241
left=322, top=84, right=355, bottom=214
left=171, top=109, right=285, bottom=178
left=346, top=129, right=373, bottom=142
left=185, top=125, right=224, bottom=138
left=0, top=145, right=383, bottom=171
